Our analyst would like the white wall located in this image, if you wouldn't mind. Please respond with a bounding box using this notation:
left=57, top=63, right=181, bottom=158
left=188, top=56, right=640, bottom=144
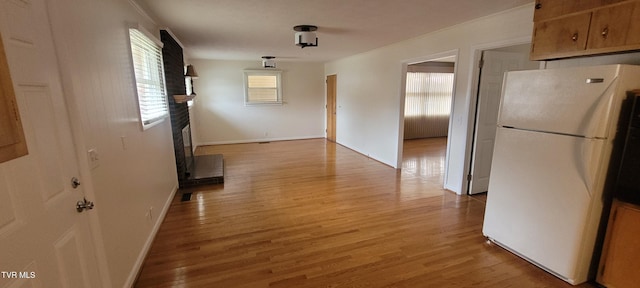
left=46, top=0, right=177, bottom=286
left=325, top=4, right=535, bottom=193
left=190, top=60, right=325, bottom=145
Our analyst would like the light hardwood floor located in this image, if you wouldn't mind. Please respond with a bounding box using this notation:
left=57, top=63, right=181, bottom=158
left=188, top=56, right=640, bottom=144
left=135, top=138, right=597, bottom=287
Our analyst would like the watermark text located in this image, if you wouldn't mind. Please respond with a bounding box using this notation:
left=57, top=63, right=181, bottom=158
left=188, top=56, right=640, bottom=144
left=1, top=271, right=36, bottom=279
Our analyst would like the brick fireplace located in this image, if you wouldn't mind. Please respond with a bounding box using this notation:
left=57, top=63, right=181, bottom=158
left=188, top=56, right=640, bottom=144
left=161, top=30, right=223, bottom=188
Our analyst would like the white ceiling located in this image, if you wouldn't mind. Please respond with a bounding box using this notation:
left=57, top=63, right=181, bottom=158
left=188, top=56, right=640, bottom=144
left=134, top=0, right=533, bottom=62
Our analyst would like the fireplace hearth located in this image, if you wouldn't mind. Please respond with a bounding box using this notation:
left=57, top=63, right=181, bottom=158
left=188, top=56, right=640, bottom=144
left=179, top=124, right=223, bottom=187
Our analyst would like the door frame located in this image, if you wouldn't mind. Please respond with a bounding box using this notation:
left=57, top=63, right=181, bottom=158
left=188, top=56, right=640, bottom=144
left=463, top=36, right=540, bottom=195
left=398, top=49, right=458, bottom=186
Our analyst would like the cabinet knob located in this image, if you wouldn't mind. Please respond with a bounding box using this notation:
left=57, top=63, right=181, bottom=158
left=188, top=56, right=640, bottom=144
left=571, top=33, right=579, bottom=42
left=601, top=27, right=609, bottom=39
left=535, top=3, right=542, bottom=9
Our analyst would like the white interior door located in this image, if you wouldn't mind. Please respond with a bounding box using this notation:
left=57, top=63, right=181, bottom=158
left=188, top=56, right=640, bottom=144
left=468, top=50, right=538, bottom=195
left=0, top=0, right=102, bottom=287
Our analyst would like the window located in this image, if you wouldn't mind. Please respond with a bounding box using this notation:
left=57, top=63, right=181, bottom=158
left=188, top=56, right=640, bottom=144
left=244, top=70, right=282, bottom=105
left=404, top=72, right=453, bottom=138
left=129, top=26, right=168, bottom=129
left=404, top=72, right=453, bottom=117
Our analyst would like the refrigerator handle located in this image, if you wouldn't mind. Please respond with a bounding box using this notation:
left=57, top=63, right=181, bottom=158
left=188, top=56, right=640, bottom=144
left=578, top=139, right=597, bottom=196
left=579, top=77, right=618, bottom=138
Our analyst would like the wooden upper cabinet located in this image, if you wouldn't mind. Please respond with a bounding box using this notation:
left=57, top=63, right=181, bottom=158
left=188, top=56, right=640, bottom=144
left=533, top=0, right=603, bottom=21
left=0, top=33, right=28, bottom=163
left=533, top=0, right=568, bottom=21
left=588, top=1, right=640, bottom=50
left=531, top=0, right=640, bottom=60
left=531, top=13, right=592, bottom=60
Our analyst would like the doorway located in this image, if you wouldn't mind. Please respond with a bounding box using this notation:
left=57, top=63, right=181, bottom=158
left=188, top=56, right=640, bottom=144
left=400, top=55, right=456, bottom=185
left=403, top=61, right=454, bottom=140
left=467, top=44, right=540, bottom=195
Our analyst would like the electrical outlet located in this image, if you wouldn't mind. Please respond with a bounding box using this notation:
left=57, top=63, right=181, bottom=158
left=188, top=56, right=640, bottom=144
left=87, top=148, right=99, bottom=169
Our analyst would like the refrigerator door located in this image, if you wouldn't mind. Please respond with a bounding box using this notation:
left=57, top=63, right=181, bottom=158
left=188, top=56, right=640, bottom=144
left=498, top=65, right=620, bottom=138
left=483, top=127, right=604, bottom=284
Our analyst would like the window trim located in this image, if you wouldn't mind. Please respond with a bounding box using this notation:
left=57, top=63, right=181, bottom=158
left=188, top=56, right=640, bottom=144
left=243, top=70, right=283, bottom=106
left=128, top=24, right=169, bottom=130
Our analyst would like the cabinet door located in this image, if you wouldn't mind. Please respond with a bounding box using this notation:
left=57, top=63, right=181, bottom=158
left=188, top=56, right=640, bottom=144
left=588, top=1, right=640, bottom=50
left=531, top=13, right=592, bottom=60
left=534, top=0, right=612, bottom=21
left=598, top=202, right=640, bottom=287
left=0, top=32, right=27, bottom=163
left=534, top=0, right=570, bottom=21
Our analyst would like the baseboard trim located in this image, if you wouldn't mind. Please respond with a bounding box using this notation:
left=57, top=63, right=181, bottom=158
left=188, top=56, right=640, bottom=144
left=333, top=141, right=398, bottom=169
left=195, top=135, right=325, bottom=147
left=444, top=183, right=462, bottom=195
left=124, top=183, right=178, bottom=288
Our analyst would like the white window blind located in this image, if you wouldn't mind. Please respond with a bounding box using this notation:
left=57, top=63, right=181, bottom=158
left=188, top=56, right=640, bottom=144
left=404, top=72, right=454, bottom=139
left=244, top=70, right=282, bottom=105
left=129, top=28, right=168, bottom=129
left=405, top=72, right=453, bottom=117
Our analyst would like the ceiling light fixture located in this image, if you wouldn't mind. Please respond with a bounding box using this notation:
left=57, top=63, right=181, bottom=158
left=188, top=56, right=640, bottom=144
left=262, top=56, right=276, bottom=68
left=294, top=25, right=318, bottom=48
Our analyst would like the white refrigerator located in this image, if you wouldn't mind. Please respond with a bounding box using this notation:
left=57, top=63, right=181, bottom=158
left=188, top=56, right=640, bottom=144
left=483, top=64, right=640, bottom=285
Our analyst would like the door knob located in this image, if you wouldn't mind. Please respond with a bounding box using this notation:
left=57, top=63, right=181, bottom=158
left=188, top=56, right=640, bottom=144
left=76, top=198, right=94, bottom=213
left=71, top=177, right=81, bottom=188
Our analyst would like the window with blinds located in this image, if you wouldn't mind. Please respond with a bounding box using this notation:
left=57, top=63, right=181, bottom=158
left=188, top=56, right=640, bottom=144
left=129, top=27, right=168, bottom=129
left=244, top=70, right=282, bottom=105
left=404, top=72, right=454, bottom=139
